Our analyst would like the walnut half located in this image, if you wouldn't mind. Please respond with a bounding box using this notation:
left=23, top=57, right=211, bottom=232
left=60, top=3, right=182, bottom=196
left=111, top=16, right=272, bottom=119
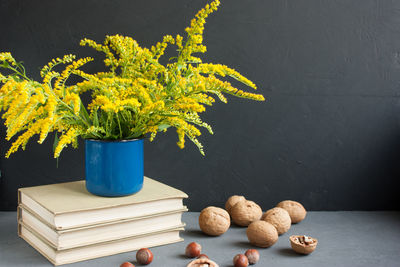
left=187, top=258, right=219, bottom=267
left=290, top=235, right=318, bottom=254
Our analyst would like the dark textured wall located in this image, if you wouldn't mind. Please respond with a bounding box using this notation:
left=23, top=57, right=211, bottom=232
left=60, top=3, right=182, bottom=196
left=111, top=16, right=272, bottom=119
left=1, top=0, right=400, bottom=211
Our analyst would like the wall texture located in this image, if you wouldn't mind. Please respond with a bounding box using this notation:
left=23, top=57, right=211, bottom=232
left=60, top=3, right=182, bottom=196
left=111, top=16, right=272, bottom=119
left=1, top=0, right=400, bottom=211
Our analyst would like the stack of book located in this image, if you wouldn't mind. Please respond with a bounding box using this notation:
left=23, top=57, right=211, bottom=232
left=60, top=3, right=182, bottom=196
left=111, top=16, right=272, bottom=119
left=17, top=176, right=188, bottom=265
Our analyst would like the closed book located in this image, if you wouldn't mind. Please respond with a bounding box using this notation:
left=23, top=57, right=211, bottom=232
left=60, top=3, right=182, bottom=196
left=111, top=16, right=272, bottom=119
left=18, top=176, right=188, bottom=230
left=19, top=223, right=184, bottom=266
left=18, top=206, right=187, bottom=250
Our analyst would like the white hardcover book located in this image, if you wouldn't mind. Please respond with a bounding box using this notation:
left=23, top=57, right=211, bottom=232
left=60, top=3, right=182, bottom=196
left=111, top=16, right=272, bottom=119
left=18, top=176, right=188, bottom=230
left=19, top=223, right=184, bottom=266
left=19, top=206, right=187, bottom=250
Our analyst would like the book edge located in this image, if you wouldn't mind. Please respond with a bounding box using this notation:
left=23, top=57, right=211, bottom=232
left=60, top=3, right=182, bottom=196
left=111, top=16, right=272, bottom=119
left=20, top=204, right=188, bottom=232
left=60, top=237, right=184, bottom=266
left=20, top=220, right=186, bottom=250
left=19, top=176, right=188, bottom=216
left=19, top=224, right=184, bottom=266
left=19, top=225, right=57, bottom=265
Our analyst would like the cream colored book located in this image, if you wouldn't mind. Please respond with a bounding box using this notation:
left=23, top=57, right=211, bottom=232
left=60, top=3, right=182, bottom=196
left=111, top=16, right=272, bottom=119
left=19, top=223, right=184, bottom=266
left=18, top=176, right=188, bottom=230
left=19, top=206, right=187, bottom=250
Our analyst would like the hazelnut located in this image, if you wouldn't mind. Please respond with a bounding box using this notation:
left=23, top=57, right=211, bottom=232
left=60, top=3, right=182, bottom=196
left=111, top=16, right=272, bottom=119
left=290, top=235, right=318, bottom=254
left=225, top=195, right=246, bottom=215
left=262, top=207, right=291, bottom=235
left=187, top=258, right=219, bottom=267
left=199, top=206, right=230, bottom=236
left=276, top=200, right=307, bottom=223
left=136, top=248, right=153, bottom=265
left=244, top=249, right=259, bottom=265
left=233, top=254, right=249, bottom=267
left=185, top=242, right=202, bottom=258
left=197, top=254, right=209, bottom=259
left=230, top=200, right=262, bottom=226
left=246, top=220, right=278, bottom=248
left=120, top=262, right=135, bottom=267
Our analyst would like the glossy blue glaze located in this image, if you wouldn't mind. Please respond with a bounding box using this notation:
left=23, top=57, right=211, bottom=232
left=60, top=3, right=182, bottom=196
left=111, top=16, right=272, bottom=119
left=85, top=139, right=144, bottom=197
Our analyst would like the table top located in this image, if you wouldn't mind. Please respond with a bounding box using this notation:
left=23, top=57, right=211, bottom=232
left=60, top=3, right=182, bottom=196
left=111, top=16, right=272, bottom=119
left=0, top=211, right=399, bottom=267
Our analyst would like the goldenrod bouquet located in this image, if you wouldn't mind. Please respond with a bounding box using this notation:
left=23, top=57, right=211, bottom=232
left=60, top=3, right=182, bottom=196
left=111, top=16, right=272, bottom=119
left=0, top=0, right=264, bottom=158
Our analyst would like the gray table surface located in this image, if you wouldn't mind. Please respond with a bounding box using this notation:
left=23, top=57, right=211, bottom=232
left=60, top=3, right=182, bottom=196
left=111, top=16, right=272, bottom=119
left=0, top=211, right=399, bottom=267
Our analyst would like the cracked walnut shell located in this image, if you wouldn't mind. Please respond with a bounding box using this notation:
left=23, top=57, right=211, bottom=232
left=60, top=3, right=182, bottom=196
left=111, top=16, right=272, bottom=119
left=230, top=200, right=262, bottom=226
left=290, top=235, right=318, bottom=254
left=246, top=220, right=278, bottom=248
left=262, top=207, right=291, bottom=235
left=187, top=258, right=219, bottom=267
left=276, top=200, right=306, bottom=224
left=199, top=206, right=230, bottom=236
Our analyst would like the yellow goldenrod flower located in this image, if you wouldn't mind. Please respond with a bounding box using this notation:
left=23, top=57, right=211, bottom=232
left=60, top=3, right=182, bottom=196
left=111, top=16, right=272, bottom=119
left=0, top=0, right=264, bottom=157
left=54, top=127, right=79, bottom=158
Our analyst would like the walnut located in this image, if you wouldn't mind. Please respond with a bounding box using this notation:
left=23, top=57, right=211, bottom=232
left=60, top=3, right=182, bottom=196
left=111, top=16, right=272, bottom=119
left=262, top=207, right=291, bottom=235
left=225, top=195, right=246, bottom=215
left=187, top=258, right=219, bottom=267
left=290, top=235, right=318, bottom=254
left=230, top=200, right=262, bottom=226
left=198, top=206, right=230, bottom=236
left=246, top=220, right=278, bottom=248
left=276, top=200, right=307, bottom=223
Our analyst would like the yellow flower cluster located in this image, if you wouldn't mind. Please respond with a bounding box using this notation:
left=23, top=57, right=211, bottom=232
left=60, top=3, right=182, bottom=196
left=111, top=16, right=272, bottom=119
left=0, top=52, right=17, bottom=67
left=0, top=51, right=94, bottom=157
left=54, top=127, right=79, bottom=158
left=0, top=0, right=264, bottom=158
left=173, top=96, right=206, bottom=113
left=198, top=63, right=257, bottom=89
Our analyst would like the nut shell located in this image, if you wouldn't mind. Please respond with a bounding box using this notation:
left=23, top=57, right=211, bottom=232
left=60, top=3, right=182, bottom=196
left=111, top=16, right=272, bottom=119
left=185, top=242, right=202, bottom=258
left=136, top=248, right=153, bottom=265
left=231, top=200, right=262, bottom=226
left=245, top=249, right=259, bottom=265
left=233, top=254, right=249, bottom=267
left=276, top=200, right=307, bottom=223
left=187, top=258, right=219, bottom=267
left=199, top=206, right=230, bottom=236
left=225, top=195, right=246, bottom=215
left=290, top=235, right=318, bottom=254
left=246, top=220, right=278, bottom=248
left=262, top=207, right=291, bottom=235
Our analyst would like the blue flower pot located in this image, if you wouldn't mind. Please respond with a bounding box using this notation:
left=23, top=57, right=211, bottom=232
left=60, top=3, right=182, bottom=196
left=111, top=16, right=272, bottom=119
left=85, top=139, right=144, bottom=197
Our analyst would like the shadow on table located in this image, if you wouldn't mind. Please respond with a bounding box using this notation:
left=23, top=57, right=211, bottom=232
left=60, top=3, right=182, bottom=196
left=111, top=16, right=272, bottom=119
left=230, top=240, right=256, bottom=249
left=182, top=229, right=205, bottom=238
left=172, top=254, right=190, bottom=260
left=229, top=224, right=244, bottom=229
left=0, top=244, right=53, bottom=266
left=276, top=248, right=305, bottom=257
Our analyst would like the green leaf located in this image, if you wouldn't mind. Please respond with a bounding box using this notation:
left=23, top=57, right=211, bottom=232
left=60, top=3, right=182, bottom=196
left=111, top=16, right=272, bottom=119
left=93, top=108, right=99, bottom=127
left=53, top=133, right=59, bottom=168
left=158, top=124, right=170, bottom=131
left=126, top=132, right=143, bottom=139
left=52, top=132, right=59, bottom=153
left=1, top=61, right=10, bottom=68
left=79, top=99, right=91, bottom=126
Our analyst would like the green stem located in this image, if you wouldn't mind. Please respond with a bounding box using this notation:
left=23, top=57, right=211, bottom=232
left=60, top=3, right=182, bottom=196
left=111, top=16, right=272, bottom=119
left=116, top=112, right=122, bottom=139
left=8, top=65, right=31, bottom=82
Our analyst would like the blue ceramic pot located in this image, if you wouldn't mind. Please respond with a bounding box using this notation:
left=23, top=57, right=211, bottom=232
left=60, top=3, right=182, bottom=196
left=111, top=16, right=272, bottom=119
left=85, top=139, right=144, bottom=197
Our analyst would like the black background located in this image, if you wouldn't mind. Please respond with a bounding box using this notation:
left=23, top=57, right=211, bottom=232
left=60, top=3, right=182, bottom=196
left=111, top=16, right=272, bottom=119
left=1, top=0, right=400, bottom=211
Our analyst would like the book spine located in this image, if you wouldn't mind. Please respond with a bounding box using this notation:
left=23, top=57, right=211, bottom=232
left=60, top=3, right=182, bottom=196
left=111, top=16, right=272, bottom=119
left=17, top=206, right=22, bottom=237
left=17, top=188, right=21, bottom=205
left=17, top=221, right=22, bottom=237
